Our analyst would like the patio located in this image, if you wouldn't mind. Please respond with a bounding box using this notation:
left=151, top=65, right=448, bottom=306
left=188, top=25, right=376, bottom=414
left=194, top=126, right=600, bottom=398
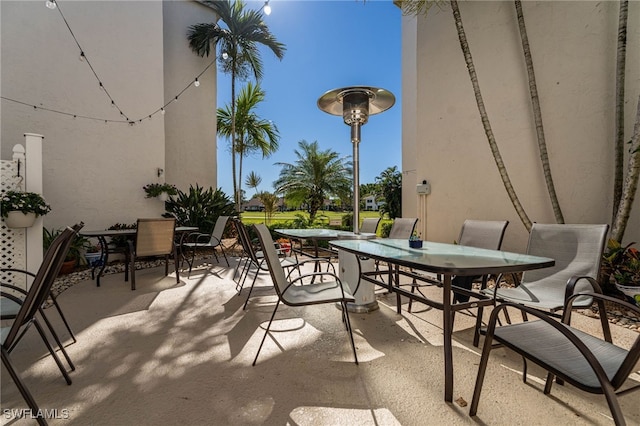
left=2, top=255, right=639, bottom=425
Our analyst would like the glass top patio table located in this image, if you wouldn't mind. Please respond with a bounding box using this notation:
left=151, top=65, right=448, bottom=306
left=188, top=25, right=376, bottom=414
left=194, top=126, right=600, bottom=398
left=329, top=238, right=555, bottom=402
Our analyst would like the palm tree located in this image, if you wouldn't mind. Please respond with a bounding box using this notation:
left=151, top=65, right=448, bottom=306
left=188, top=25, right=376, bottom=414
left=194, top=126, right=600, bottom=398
left=218, top=82, right=279, bottom=203
left=257, top=191, right=278, bottom=224
left=274, top=140, right=352, bottom=222
left=376, top=166, right=402, bottom=219
left=514, top=0, right=564, bottom=224
left=245, top=171, right=262, bottom=196
left=188, top=0, right=285, bottom=209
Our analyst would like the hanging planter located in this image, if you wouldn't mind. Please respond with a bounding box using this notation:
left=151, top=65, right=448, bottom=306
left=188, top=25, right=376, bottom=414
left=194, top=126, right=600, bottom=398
left=4, top=211, right=37, bottom=228
left=1, top=190, right=51, bottom=228
left=143, top=183, right=177, bottom=201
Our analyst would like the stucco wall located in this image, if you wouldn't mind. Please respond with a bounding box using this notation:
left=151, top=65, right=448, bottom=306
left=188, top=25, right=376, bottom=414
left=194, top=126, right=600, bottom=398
left=1, top=1, right=217, bottom=231
left=402, top=1, right=640, bottom=252
left=162, top=0, right=217, bottom=192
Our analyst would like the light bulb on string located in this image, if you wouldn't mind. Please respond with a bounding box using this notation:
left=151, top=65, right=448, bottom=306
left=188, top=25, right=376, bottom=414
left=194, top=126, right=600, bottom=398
left=99, top=82, right=105, bottom=91
left=263, top=1, right=271, bottom=15
left=222, top=52, right=229, bottom=60
left=161, top=108, right=165, bottom=115
left=45, top=0, right=56, bottom=9
left=194, top=78, right=200, bottom=87
left=79, top=51, right=86, bottom=62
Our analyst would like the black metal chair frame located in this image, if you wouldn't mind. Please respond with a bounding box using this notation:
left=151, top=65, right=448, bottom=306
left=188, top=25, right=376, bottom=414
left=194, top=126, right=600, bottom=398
left=470, top=292, right=640, bottom=425
left=1, top=225, right=82, bottom=425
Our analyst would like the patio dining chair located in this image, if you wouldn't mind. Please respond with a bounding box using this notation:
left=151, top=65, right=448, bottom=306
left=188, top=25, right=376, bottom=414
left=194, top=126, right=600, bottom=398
left=232, top=219, right=307, bottom=310
left=1, top=226, right=81, bottom=425
left=251, top=224, right=358, bottom=366
left=1, top=224, right=83, bottom=381
left=360, top=217, right=381, bottom=234
left=182, top=215, right=230, bottom=276
left=2, top=223, right=84, bottom=348
left=470, top=292, right=640, bottom=425
left=373, top=217, right=419, bottom=287
left=128, top=218, right=179, bottom=290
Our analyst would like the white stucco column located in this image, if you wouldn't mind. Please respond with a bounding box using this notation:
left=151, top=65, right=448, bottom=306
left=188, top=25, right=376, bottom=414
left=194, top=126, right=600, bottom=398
left=24, top=133, right=44, bottom=277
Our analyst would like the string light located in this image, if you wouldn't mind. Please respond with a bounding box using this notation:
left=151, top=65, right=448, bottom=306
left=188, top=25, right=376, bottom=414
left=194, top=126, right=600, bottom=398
left=222, top=52, right=229, bottom=60
left=263, top=0, right=271, bottom=15
left=6, top=0, right=218, bottom=125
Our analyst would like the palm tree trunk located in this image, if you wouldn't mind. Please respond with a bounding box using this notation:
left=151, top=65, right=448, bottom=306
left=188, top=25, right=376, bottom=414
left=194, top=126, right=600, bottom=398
left=611, top=95, right=640, bottom=242
left=450, top=0, right=532, bottom=231
left=238, top=143, right=244, bottom=208
left=515, top=0, right=564, bottom=224
left=613, top=0, right=628, bottom=222
left=231, top=67, right=238, bottom=209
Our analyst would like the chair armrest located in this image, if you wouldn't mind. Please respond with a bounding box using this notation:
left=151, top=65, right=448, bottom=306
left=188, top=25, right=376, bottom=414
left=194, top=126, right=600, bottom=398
left=293, top=258, right=337, bottom=274
left=486, top=302, right=614, bottom=391
left=564, top=275, right=603, bottom=301
left=0, top=290, right=25, bottom=305
left=0, top=268, right=36, bottom=279
left=0, top=283, right=28, bottom=296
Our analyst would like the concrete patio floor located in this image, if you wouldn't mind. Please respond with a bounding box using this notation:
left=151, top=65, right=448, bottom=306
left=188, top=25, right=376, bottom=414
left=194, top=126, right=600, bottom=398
left=2, top=255, right=639, bottom=425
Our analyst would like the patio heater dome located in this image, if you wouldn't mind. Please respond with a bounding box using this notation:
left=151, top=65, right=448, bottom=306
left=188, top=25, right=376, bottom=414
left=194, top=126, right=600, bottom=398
left=318, top=86, right=395, bottom=234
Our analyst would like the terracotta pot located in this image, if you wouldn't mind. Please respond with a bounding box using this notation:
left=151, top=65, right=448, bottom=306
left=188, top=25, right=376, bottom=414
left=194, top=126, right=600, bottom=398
left=4, top=211, right=37, bottom=228
left=59, top=259, right=77, bottom=275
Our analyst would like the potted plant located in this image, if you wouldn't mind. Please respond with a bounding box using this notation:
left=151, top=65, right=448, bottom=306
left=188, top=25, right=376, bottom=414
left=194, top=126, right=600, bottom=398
left=602, top=239, right=640, bottom=306
left=1, top=190, right=52, bottom=228
left=84, top=243, right=103, bottom=267
left=143, top=183, right=178, bottom=202
left=409, top=232, right=423, bottom=249
left=44, top=228, right=90, bottom=275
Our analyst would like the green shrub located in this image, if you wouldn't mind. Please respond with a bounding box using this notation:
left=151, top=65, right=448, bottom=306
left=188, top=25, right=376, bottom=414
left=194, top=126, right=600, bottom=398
left=164, top=185, right=235, bottom=235
left=380, top=222, right=393, bottom=238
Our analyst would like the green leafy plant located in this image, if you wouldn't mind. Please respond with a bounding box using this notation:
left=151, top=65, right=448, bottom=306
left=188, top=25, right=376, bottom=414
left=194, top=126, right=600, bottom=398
left=107, top=223, right=137, bottom=249
left=164, top=184, right=235, bottom=235
left=379, top=222, right=393, bottom=238
left=43, top=227, right=90, bottom=262
left=1, top=190, right=51, bottom=218
left=602, top=240, right=640, bottom=287
left=143, top=183, right=178, bottom=198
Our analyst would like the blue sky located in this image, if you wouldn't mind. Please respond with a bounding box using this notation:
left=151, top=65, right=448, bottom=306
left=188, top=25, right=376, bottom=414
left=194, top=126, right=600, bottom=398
left=215, top=0, right=402, bottom=198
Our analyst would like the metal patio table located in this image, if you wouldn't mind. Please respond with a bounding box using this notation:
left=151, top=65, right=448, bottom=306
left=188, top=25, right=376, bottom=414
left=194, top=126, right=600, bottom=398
left=329, top=238, right=555, bottom=402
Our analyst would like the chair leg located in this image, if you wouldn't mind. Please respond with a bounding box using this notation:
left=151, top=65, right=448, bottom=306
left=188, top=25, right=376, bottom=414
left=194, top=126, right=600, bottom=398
left=173, top=245, right=180, bottom=283
left=342, top=301, right=359, bottom=365
left=252, top=302, right=280, bottom=366
left=1, top=348, right=48, bottom=426
left=32, top=320, right=72, bottom=385
left=130, top=254, right=136, bottom=291
left=219, top=245, right=230, bottom=267
left=469, top=327, right=495, bottom=416
left=49, top=295, right=76, bottom=344
left=243, top=268, right=261, bottom=311
left=38, top=308, right=75, bottom=371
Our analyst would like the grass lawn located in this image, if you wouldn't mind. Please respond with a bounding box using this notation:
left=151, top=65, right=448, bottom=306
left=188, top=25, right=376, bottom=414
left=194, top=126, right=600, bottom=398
left=241, top=210, right=391, bottom=228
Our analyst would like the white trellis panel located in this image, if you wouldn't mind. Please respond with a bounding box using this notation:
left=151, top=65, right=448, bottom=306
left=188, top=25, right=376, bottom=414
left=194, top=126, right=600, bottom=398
left=1, top=147, right=28, bottom=289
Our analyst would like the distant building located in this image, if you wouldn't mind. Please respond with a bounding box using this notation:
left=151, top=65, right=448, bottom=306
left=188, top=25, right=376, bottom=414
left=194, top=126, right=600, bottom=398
left=363, top=195, right=380, bottom=211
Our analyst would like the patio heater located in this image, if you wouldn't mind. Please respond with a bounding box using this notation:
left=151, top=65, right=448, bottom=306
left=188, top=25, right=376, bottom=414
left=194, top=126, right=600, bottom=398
left=318, top=86, right=395, bottom=313
left=317, top=86, right=395, bottom=234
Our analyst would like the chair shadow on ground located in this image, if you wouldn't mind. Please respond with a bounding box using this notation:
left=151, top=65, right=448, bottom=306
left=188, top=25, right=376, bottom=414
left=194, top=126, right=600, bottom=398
left=3, top=256, right=638, bottom=426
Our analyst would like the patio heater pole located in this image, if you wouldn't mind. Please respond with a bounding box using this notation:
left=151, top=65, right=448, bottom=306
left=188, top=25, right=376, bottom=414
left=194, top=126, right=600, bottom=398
left=317, top=86, right=395, bottom=234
